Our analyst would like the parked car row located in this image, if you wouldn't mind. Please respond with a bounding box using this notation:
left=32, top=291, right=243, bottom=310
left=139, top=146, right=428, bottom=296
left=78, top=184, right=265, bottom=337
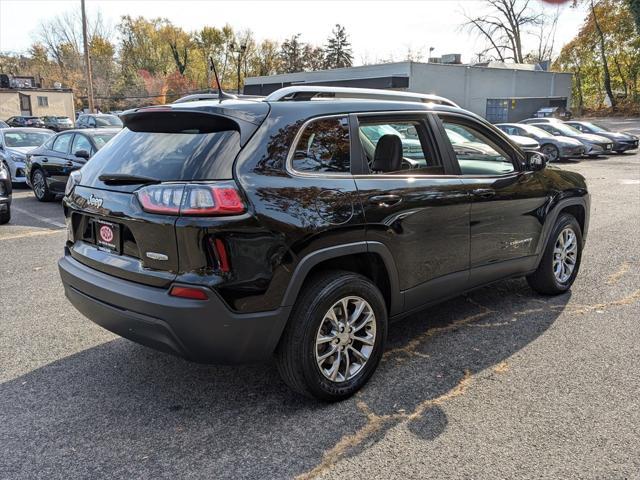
left=0, top=125, right=120, bottom=221
left=4, top=113, right=122, bottom=132
left=498, top=117, right=638, bottom=161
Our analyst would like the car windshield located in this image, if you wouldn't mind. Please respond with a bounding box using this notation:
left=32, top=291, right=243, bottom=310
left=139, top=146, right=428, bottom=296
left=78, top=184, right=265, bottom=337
left=520, top=124, right=554, bottom=138
left=3, top=130, right=53, bottom=147
left=92, top=132, right=118, bottom=149
left=580, top=122, right=608, bottom=133
left=548, top=123, right=582, bottom=136
left=56, top=116, right=71, bottom=121
left=95, top=116, right=122, bottom=127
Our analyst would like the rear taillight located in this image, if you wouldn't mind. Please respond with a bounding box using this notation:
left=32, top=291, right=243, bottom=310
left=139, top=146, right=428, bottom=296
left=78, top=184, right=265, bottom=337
left=136, top=183, right=245, bottom=216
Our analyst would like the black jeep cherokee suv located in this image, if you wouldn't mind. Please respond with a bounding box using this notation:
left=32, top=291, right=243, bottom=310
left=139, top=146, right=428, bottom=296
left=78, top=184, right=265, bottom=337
left=58, top=87, right=590, bottom=401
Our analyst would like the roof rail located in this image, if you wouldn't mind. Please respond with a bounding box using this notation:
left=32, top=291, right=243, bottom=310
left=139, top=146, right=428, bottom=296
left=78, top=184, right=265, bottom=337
left=172, top=93, right=264, bottom=104
left=264, top=86, right=459, bottom=108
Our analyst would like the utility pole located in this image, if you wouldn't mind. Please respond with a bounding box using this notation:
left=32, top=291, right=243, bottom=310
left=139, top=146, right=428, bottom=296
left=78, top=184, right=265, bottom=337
left=81, top=0, right=95, bottom=113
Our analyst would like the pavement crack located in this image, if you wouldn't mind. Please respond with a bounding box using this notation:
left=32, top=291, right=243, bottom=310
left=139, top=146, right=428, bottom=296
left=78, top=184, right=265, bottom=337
left=296, top=371, right=473, bottom=480
left=606, top=262, right=631, bottom=285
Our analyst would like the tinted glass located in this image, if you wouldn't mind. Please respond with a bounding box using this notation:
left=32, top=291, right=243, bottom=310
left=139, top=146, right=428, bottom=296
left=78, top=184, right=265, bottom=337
left=95, top=115, right=122, bottom=127
left=52, top=133, right=73, bottom=153
left=292, top=117, right=350, bottom=173
left=3, top=130, right=52, bottom=148
left=80, top=128, right=241, bottom=185
left=443, top=121, right=515, bottom=175
left=92, top=132, right=117, bottom=149
left=359, top=119, right=441, bottom=174
left=71, top=134, right=92, bottom=154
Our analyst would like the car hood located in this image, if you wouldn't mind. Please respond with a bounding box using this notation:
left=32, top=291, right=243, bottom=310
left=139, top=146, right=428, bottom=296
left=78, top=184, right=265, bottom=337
left=579, top=133, right=611, bottom=144
left=553, top=136, right=583, bottom=147
left=509, top=135, right=539, bottom=147
left=599, top=131, right=634, bottom=140
left=5, top=146, right=37, bottom=157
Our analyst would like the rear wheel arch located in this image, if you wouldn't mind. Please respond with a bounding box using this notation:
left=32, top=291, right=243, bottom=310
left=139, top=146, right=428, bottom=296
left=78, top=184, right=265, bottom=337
left=281, top=243, right=401, bottom=316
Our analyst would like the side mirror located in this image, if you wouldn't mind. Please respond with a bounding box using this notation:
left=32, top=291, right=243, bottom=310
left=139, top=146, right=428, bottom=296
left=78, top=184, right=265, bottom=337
left=74, top=149, right=90, bottom=159
left=526, top=151, right=547, bottom=171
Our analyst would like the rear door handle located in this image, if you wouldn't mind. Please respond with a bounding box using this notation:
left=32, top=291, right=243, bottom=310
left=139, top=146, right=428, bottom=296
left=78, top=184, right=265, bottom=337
left=368, top=194, right=402, bottom=207
left=471, top=188, right=495, bottom=198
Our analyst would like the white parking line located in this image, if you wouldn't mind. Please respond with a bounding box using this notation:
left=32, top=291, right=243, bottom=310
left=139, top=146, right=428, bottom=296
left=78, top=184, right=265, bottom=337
left=10, top=206, right=67, bottom=229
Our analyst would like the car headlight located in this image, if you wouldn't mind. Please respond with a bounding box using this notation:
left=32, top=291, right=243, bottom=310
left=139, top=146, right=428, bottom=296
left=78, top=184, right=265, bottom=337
left=65, top=170, right=82, bottom=196
left=0, top=163, right=7, bottom=180
left=9, top=154, right=25, bottom=164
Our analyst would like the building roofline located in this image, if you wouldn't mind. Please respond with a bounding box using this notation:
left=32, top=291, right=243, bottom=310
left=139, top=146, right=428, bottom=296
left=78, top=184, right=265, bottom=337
left=0, top=87, right=73, bottom=93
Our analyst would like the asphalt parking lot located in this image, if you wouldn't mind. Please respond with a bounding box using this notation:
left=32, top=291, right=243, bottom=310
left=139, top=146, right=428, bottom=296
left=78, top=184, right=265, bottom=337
left=1, top=117, right=639, bottom=480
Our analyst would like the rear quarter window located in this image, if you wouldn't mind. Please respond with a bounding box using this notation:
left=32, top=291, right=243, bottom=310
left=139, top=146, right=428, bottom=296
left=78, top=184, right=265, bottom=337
left=79, top=128, right=241, bottom=186
left=291, top=116, right=350, bottom=174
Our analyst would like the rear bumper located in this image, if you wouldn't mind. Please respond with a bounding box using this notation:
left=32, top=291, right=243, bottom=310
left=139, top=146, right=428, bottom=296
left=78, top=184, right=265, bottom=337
left=58, top=251, right=291, bottom=363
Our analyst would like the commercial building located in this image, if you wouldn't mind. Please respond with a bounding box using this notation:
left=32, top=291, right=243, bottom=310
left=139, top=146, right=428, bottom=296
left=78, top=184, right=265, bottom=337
left=0, top=87, right=75, bottom=120
left=244, top=61, right=572, bottom=122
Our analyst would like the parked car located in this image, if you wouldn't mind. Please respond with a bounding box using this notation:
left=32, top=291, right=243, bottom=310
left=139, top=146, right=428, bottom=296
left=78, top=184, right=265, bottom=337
left=26, top=128, right=119, bottom=201
left=76, top=113, right=123, bottom=129
left=42, top=115, right=74, bottom=132
left=496, top=123, right=586, bottom=162
left=565, top=121, right=639, bottom=154
left=58, top=86, right=590, bottom=401
left=0, top=161, right=11, bottom=224
left=519, top=117, right=564, bottom=125
left=0, top=128, right=54, bottom=184
left=6, top=116, right=45, bottom=128
left=530, top=122, right=613, bottom=157
left=533, top=106, right=572, bottom=120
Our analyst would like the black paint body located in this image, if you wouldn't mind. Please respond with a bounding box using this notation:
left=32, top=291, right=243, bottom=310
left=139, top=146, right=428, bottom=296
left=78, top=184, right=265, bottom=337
left=58, top=97, right=590, bottom=363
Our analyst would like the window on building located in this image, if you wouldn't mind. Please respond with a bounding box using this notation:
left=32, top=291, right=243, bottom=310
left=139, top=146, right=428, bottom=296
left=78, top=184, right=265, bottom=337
left=486, top=99, right=508, bottom=123
left=37, top=96, right=49, bottom=107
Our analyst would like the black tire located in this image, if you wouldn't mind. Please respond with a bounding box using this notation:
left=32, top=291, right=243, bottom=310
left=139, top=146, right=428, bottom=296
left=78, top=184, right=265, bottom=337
left=527, top=213, right=583, bottom=295
left=275, top=270, right=388, bottom=401
left=614, top=150, right=625, bottom=154
left=0, top=204, right=10, bottom=224
left=31, top=168, right=55, bottom=202
left=541, top=144, right=560, bottom=162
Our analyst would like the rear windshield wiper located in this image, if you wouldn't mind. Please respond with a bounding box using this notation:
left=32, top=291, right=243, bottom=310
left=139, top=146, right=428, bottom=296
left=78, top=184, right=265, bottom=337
left=98, top=173, right=161, bottom=185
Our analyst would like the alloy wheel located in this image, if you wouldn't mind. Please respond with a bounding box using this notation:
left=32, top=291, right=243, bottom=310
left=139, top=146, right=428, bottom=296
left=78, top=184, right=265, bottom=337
left=553, top=227, right=578, bottom=283
left=541, top=144, right=559, bottom=162
left=33, top=171, right=46, bottom=199
left=315, top=296, right=377, bottom=383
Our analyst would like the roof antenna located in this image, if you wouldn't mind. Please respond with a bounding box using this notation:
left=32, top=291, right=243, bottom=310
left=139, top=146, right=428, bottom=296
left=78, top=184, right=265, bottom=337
left=209, top=56, right=236, bottom=103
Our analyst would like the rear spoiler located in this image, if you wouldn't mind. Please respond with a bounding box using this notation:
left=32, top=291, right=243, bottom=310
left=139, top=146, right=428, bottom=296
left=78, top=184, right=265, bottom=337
left=120, top=106, right=264, bottom=146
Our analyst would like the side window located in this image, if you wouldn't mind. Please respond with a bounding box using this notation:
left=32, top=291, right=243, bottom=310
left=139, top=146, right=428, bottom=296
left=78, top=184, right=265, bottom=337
left=291, top=117, right=350, bottom=174
left=52, top=133, right=72, bottom=154
left=71, top=134, right=92, bottom=155
left=358, top=118, right=443, bottom=175
left=442, top=121, right=515, bottom=176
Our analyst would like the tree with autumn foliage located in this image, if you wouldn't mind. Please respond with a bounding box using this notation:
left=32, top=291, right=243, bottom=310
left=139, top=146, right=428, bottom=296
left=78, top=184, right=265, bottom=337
left=555, top=0, right=640, bottom=113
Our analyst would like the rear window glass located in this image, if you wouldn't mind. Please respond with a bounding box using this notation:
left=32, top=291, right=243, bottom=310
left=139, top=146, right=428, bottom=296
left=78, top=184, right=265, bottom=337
left=95, top=116, right=122, bottom=127
left=80, top=128, right=240, bottom=185
left=292, top=117, right=350, bottom=174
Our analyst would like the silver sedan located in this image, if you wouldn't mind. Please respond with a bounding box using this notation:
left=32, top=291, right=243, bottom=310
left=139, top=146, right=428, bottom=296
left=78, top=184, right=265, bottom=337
left=495, top=123, right=585, bottom=162
left=0, top=128, right=54, bottom=183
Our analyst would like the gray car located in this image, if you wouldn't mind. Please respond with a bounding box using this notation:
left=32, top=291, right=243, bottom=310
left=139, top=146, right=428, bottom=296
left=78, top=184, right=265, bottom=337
left=565, top=121, right=639, bottom=154
left=0, top=128, right=54, bottom=183
left=519, top=117, right=564, bottom=125
left=495, top=123, right=585, bottom=162
left=529, top=122, right=613, bottom=158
